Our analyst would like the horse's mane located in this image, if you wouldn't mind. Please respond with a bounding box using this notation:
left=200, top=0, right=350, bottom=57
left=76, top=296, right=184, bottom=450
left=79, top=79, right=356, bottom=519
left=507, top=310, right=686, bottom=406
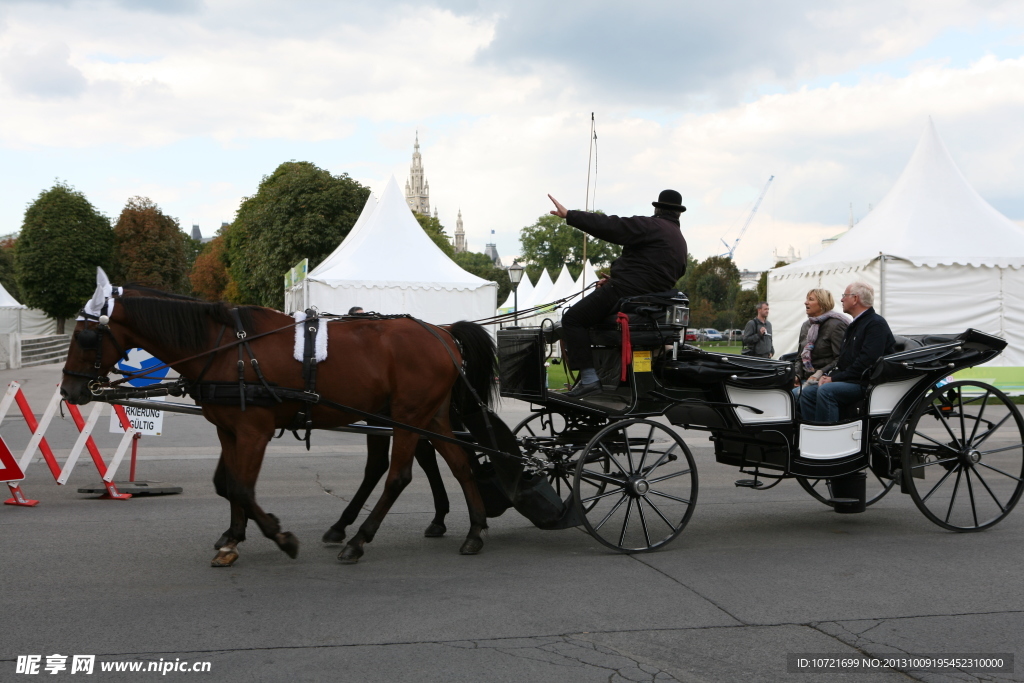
left=121, top=283, right=203, bottom=301
left=118, top=296, right=264, bottom=352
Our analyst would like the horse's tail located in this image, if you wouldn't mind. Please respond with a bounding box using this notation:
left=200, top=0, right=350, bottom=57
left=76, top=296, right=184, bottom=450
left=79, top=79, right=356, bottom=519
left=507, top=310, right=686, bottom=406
left=447, top=321, right=497, bottom=412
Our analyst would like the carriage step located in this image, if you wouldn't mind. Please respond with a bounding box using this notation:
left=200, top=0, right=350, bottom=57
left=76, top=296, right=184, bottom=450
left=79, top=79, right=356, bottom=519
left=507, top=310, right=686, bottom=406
left=734, top=479, right=766, bottom=489
left=826, top=498, right=860, bottom=504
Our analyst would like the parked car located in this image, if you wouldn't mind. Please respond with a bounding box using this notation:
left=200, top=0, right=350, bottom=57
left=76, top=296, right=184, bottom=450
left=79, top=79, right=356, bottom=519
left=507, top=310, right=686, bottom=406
left=684, top=329, right=698, bottom=342
left=725, top=329, right=743, bottom=342
left=703, top=328, right=724, bottom=341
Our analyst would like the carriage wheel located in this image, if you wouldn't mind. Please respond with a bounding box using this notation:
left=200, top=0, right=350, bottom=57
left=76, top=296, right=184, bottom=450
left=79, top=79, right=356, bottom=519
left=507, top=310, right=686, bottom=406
left=512, top=410, right=608, bottom=509
left=795, top=472, right=895, bottom=507
left=902, top=380, right=1024, bottom=531
left=573, top=418, right=697, bottom=553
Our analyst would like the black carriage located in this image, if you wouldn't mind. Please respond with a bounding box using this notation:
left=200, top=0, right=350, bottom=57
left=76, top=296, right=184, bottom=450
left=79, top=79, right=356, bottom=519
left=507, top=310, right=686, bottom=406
left=492, top=293, right=1024, bottom=553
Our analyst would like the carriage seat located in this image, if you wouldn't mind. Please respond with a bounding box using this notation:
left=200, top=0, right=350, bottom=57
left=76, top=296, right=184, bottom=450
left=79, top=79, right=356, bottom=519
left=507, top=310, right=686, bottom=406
left=543, top=315, right=681, bottom=348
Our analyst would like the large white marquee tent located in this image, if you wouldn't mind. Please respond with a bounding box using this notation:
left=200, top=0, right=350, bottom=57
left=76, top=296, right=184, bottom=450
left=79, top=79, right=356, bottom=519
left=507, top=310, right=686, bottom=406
left=769, top=120, right=1024, bottom=385
left=0, top=283, right=54, bottom=336
left=284, top=176, right=497, bottom=324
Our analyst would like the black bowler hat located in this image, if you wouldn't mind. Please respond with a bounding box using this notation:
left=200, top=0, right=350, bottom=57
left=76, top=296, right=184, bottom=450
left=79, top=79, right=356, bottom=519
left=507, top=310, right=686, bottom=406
left=652, top=189, right=686, bottom=213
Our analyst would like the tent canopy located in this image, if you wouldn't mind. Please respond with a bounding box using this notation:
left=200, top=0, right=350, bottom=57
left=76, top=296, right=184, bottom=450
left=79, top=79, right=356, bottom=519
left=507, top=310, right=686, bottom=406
left=769, top=119, right=1024, bottom=371
left=286, top=176, right=496, bottom=323
left=776, top=118, right=1024, bottom=277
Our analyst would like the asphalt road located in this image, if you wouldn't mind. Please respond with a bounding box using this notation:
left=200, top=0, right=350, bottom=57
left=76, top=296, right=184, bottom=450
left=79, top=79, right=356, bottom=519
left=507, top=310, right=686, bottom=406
left=1, top=363, right=1022, bottom=682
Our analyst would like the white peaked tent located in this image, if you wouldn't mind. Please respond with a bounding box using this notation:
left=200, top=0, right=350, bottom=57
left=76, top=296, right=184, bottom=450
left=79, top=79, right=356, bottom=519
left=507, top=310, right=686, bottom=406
left=285, top=176, right=497, bottom=323
left=579, top=260, right=601, bottom=290
left=769, top=119, right=1024, bottom=372
left=525, top=269, right=555, bottom=310
left=545, top=264, right=579, bottom=312
left=0, top=282, right=54, bottom=336
left=498, top=270, right=534, bottom=314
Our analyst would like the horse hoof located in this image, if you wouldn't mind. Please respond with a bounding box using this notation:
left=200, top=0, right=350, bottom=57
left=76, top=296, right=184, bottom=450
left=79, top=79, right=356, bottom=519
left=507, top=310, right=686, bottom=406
left=459, top=537, right=483, bottom=555
left=322, top=527, right=346, bottom=545
left=424, top=522, right=447, bottom=538
left=338, top=544, right=364, bottom=564
left=276, top=532, right=300, bottom=559
left=211, top=546, right=239, bottom=567
left=213, top=533, right=231, bottom=549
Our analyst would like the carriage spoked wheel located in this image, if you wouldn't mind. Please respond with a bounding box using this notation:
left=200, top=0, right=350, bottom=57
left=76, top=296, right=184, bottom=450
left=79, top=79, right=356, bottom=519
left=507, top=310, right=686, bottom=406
left=512, top=410, right=609, bottom=510
left=902, top=380, right=1024, bottom=531
left=573, top=418, right=697, bottom=553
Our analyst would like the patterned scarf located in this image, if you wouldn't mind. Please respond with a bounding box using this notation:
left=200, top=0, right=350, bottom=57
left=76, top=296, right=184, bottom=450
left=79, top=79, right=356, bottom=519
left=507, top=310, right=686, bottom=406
left=802, top=311, right=850, bottom=371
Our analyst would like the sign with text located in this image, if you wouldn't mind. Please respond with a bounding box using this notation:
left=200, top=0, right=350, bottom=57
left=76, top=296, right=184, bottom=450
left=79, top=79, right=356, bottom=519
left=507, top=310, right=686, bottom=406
left=108, top=348, right=167, bottom=436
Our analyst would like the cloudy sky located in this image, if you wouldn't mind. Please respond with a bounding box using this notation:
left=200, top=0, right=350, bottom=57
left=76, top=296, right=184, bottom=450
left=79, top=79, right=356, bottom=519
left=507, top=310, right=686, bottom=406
left=1, top=0, right=1023, bottom=270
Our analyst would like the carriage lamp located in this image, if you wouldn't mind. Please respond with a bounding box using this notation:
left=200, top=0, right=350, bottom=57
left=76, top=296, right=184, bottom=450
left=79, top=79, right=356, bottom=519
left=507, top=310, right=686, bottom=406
left=508, top=260, right=525, bottom=326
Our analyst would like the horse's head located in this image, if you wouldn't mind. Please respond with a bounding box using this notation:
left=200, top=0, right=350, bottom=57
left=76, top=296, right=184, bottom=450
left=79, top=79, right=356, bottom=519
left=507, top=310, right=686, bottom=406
left=60, top=268, right=131, bottom=405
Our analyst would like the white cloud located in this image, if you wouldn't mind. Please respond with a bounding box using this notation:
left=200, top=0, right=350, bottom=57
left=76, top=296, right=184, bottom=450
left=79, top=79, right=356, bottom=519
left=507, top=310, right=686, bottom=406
left=0, top=0, right=1021, bottom=274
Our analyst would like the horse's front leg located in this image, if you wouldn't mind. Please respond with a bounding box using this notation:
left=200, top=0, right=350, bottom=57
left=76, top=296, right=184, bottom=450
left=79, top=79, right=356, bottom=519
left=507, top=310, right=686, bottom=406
left=414, top=440, right=449, bottom=537
left=212, top=455, right=247, bottom=549
left=338, top=429, right=418, bottom=564
left=322, top=434, right=391, bottom=544
left=212, top=420, right=299, bottom=567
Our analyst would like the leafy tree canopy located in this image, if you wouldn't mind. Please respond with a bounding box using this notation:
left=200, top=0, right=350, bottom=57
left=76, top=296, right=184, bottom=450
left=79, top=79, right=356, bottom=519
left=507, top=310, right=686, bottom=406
left=413, top=212, right=455, bottom=258
left=453, top=251, right=511, bottom=303
left=189, top=233, right=232, bottom=302
left=112, top=196, right=190, bottom=293
left=675, top=255, right=741, bottom=329
left=519, top=213, right=621, bottom=277
left=15, top=182, right=112, bottom=329
left=0, top=234, right=20, bottom=302
left=226, top=161, right=370, bottom=308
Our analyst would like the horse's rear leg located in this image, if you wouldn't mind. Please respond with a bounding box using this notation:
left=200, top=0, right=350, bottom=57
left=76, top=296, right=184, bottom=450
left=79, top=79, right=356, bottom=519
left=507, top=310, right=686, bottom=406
left=212, top=424, right=299, bottom=567
left=430, top=433, right=488, bottom=556
left=322, top=435, right=390, bottom=544
left=338, top=430, right=418, bottom=564
left=415, top=440, right=450, bottom=537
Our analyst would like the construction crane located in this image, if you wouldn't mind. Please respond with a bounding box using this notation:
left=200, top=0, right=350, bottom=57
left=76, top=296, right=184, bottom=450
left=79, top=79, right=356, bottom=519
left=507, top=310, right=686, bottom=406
left=721, top=175, right=774, bottom=260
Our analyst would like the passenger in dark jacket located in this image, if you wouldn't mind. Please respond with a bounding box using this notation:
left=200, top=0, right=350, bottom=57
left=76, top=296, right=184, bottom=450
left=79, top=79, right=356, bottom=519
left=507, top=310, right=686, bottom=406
left=741, top=302, right=773, bottom=357
left=799, top=282, right=895, bottom=422
left=795, top=288, right=849, bottom=383
left=548, top=190, right=688, bottom=398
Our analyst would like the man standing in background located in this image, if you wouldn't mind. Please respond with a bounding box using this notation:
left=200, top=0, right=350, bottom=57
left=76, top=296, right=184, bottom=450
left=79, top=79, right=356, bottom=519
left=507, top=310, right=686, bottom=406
left=742, top=302, right=773, bottom=357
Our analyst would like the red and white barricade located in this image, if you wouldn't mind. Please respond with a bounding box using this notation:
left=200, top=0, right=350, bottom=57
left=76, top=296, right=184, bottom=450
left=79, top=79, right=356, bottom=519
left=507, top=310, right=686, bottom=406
left=1, top=382, right=139, bottom=506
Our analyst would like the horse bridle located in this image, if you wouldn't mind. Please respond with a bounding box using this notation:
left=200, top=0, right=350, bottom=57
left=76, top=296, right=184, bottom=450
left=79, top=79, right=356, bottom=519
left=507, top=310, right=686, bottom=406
left=62, top=296, right=131, bottom=395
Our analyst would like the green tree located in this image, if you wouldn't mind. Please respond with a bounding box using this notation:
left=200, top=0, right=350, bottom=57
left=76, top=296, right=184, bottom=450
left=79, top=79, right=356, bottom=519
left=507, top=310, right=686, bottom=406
left=226, top=161, right=370, bottom=308
left=519, top=213, right=621, bottom=275
left=453, top=251, right=511, bottom=303
left=112, top=197, right=190, bottom=293
left=413, top=212, right=455, bottom=257
left=677, top=255, right=740, bottom=330
left=0, top=234, right=20, bottom=302
left=15, top=183, right=112, bottom=333
left=733, top=289, right=761, bottom=327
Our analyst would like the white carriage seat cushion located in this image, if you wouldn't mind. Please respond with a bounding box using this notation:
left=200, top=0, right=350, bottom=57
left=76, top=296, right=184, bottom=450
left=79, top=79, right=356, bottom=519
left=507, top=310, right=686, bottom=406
left=292, top=311, right=328, bottom=363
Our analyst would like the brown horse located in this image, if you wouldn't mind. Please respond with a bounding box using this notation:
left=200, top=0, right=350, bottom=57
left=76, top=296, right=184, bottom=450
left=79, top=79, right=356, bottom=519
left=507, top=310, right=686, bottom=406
left=114, top=284, right=455, bottom=549
left=60, top=285, right=496, bottom=567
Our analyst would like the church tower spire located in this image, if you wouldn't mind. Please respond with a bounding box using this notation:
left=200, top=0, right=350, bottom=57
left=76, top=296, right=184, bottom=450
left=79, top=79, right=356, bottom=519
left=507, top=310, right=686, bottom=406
left=454, top=208, right=466, bottom=253
left=405, top=132, right=430, bottom=215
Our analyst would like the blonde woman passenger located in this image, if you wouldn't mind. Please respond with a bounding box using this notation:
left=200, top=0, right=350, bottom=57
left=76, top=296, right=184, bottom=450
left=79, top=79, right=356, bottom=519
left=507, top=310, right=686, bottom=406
left=796, top=289, right=849, bottom=386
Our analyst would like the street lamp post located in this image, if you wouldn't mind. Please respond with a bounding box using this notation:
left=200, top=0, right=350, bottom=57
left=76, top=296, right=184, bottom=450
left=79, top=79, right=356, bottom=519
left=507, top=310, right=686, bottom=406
left=508, top=260, right=525, bottom=327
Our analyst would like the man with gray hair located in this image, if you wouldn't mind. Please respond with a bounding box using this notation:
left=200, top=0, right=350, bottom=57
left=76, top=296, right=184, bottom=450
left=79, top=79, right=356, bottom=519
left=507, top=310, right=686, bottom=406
left=799, top=281, right=895, bottom=422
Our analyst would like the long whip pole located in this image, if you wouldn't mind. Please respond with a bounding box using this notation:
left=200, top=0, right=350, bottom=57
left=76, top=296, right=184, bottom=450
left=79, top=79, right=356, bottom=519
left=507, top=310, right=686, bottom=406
left=582, top=113, right=596, bottom=293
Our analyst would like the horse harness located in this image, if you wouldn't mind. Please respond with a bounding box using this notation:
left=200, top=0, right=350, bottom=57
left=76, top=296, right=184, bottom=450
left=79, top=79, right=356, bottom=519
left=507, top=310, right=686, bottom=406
left=70, top=300, right=511, bottom=461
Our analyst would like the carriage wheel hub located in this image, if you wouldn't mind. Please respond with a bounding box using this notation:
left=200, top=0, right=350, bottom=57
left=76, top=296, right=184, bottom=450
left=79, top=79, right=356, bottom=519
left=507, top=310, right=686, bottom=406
left=958, top=448, right=982, bottom=466
left=627, top=477, right=650, bottom=497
